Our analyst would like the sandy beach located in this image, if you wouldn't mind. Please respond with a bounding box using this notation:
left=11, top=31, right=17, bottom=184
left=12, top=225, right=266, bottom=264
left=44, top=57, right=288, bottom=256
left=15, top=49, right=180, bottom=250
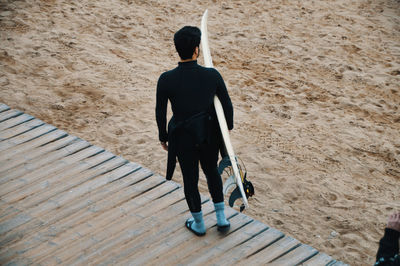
left=1, top=0, right=399, bottom=264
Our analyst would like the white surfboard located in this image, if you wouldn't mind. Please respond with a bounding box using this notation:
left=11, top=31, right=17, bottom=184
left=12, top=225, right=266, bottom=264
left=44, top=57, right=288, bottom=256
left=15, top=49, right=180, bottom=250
left=201, top=10, right=249, bottom=209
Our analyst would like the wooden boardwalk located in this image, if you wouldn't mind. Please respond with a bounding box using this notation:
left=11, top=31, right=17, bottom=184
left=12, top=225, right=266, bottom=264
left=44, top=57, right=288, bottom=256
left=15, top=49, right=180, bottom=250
left=0, top=103, right=346, bottom=265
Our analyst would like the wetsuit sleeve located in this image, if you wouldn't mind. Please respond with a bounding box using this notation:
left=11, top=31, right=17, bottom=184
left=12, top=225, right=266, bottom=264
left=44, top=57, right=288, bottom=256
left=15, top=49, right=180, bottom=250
left=375, top=228, right=400, bottom=265
left=215, top=70, right=234, bottom=130
left=156, top=74, right=168, bottom=142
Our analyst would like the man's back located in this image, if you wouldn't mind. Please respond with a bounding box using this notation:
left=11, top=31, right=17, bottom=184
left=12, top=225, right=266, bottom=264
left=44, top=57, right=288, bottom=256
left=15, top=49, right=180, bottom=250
left=156, top=60, right=233, bottom=142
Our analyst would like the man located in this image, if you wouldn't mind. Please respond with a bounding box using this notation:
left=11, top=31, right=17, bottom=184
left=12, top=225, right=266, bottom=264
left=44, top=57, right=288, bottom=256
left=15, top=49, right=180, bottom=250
left=375, top=211, right=400, bottom=265
left=156, top=26, right=233, bottom=236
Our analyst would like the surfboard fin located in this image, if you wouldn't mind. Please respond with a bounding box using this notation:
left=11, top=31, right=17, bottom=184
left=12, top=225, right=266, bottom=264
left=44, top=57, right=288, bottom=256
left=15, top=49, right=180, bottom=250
left=220, top=156, right=255, bottom=212
left=218, top=155, right=234, bottom=174
left=223, top=175, right=236, bottom=195
left=228, top=174, right=255, bottom=212
left=228, top=187, right=242, bottom=208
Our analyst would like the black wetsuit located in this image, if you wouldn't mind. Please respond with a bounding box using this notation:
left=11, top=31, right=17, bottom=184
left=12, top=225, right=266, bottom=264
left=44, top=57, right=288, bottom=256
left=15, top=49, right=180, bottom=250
left=156, top=60, right=233, bottom=212
left=375, top=228, right=400, bottom=265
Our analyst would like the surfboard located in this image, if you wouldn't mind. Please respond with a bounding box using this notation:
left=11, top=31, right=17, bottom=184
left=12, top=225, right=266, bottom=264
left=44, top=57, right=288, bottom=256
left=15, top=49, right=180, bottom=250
left=200, top=10, right=249, bottom=209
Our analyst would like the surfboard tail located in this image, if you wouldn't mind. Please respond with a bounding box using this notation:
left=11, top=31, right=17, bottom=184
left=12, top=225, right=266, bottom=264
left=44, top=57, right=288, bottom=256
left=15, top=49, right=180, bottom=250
left=220, top=155, right=254, bottom=212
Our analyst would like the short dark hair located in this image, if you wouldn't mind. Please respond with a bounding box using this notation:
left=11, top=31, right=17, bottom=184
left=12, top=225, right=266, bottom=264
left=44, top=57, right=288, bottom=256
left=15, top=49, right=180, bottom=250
left=174, top=26, right=201, bottom=60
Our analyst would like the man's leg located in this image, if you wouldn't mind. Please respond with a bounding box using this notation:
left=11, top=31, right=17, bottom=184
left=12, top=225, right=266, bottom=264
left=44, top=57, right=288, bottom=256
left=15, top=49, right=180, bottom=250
left=177, top=146, right=205, bottom=235
left=199, top=144, right=230, bottom=231
left=177, top=147, right=202, bottom=212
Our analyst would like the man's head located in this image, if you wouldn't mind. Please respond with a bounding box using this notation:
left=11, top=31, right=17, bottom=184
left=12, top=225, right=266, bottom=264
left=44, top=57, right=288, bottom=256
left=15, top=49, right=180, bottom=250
left=174, top=26, right=201, bottom=60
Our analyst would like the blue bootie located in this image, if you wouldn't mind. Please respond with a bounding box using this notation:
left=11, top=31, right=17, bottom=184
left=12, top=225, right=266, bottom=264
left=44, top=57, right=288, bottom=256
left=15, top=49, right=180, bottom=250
left=186, top=211, right=206, bottom=236
left=214, top=202, right=230, bottom=232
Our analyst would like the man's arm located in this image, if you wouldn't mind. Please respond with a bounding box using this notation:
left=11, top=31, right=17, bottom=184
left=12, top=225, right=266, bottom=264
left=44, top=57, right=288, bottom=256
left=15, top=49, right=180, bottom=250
left=155, top=74, right=168, bottom=144
left=214, top=70, right=234, bottom=130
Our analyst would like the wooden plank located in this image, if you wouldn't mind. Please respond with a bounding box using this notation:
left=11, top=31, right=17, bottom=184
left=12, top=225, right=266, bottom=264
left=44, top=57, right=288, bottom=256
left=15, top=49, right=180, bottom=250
left=0, top=113, right=34, bottom=131
left=0, top=200, right=20, bottom=220
left=210, top=227, right=284, bottom=265
left=0, top=162, right=150, bottom=260
left=0, top=124, right=56, bottom=152
left=49, top=169, right=160, bottom=230
left=0, top=166, right=153, bottom=258
left=59, top=188, right=205, bottom=258
left=269, top=244, right=318, bottom=265
left=0, top=212, right=32, bottom=235
left=0, top=146, right=107, bottom=234
left=331, top=261, right=348, bottom=266
left=0, top=169, right=159, bottom=240
left=0, top=140, right=93, bottom=194
left=0, top=206, right=43, bottom=266
left=0, top=156, right=127, bottom=231
left=0, top=119, right=44, bottom=140
left=0, top=133, right=74, bottom=173
left=0, top=129, right=67, bottom=161
left=2, top=150, right=113, bottom=205
left=68, top=198, right=190, bottom=264
left=24, top=157, right=135, bottom=215
left=242, top=236, right=301, bottom=264
left=86, top=195, right=209, bottom=265
left=0, top=134, right=78, bottom=185
left=97, top=199, right=216, bottom=265
left=0, top=200, right=22, bottom=229
left=0, top=103, right=10, bottom=112
left=302, top=252, right=335, bottom=265
left=24, top=181, right=179, bottom=265
left=151, top=212, right=257, bottom=266
left=48, top=186, right=185, bottom=265
left=16, top=157, right=140, bottom=210
left=1, top=168, right=158, bottom=239
left=178, top=217, right=265, bottom=265
left=0, top=109, right=22, bottom=122
left=131, top=204, right=239, bottom=265
left=119, top=204, right=241, bottom=265
left=0, top=159, right=136, bottom=228
left=27, top=162, right=143, bottom=212
left=0, top=138, right=89, bottom=184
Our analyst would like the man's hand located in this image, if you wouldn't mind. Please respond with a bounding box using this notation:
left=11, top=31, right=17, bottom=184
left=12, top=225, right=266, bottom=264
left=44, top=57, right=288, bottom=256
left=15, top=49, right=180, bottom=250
left=160, top=141, right=168, bottom=151
left=387, top=212, right=400, bottom=232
